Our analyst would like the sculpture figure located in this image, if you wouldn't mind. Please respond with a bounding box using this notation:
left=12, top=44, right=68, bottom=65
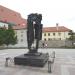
left=27, top=13, right=43, bottom=53
left=14, top=13, right=49, bottom=67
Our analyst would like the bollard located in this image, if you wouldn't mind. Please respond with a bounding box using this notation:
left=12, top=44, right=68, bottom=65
left=53, top=51, right=55, bottom=58
left=51, top=51, right=55, bottom=58
left=48, top=60, right=52, bottom=73
left=48, top=51, right=55, bottom=73
left=5, top=57, right=10, bottom=67
left=48, top=56, right=55, bottom=73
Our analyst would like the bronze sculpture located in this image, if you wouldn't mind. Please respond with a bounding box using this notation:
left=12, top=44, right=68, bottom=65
left=27, top=13, right=42, bottom=53
left=14, top=13, right=49, bottom=67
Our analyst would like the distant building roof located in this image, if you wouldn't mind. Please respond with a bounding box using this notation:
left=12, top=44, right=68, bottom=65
left=43, top=26, right=71, bottom=32
left=0, top=21, right=26, bottom=30
left=13, top=25, right=26, bottom=30
left=0, top=5, right=27, bottom=27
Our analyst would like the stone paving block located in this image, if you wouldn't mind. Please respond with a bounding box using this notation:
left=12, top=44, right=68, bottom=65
left=0, top=49, right=75, bottom=75
left=69, top=67, right=75, bottom=75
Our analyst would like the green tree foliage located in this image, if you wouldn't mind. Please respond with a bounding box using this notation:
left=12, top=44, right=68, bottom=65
left=0, top=24, right=17, bottom=46
left=0, top=28, right=5, bottom=45
left=69, top=35, right=75, bottom=40
left=68, top=30, right=75, bottom=46
left=68, top=30, right=75, bottom=40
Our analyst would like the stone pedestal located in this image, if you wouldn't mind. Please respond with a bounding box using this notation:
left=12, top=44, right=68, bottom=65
left=14, top=52, right=49, bottom=67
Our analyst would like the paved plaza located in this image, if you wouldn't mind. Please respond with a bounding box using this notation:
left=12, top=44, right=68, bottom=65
left=0, top=48, right=75, bottom=75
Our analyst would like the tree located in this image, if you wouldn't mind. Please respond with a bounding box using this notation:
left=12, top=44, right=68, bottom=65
left=4, top=24, right=17, bottom=46
left=0, top=24, right=17, bottom=46
left=68, top=30, right=75, bottom=46
left=0, top=28, right=5, bottom=45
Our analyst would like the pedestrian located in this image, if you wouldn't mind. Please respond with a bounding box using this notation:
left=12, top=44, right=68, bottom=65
left=42, top=43, right=45, bottom=48
left=45, top=43, right=48, bottom=48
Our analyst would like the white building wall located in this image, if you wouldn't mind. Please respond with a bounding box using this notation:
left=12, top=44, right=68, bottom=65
left=9, top=29, right=27, bottom=47
left=15, top=29, right=27, bottom=47
left=13, top=30, right=70, bottom=47
left=0, top=21, right=28, bottom=48
left=0, top=22, right=8, bottom=29
left=42, top=31, right=70, bottom=40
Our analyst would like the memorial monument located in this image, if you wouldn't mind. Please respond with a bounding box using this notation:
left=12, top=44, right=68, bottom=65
left=14, top=13, right=49, bottom=67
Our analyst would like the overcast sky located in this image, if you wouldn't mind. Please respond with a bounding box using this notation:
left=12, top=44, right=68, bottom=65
left=0, top=0, right=75, bottom=31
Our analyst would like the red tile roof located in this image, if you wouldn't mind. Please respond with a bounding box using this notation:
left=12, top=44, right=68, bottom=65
left=13, top=25, right=27, bottom=30
left=0, top=5, right=27, bottom=27
left=43, top=26, right=71, bottom=32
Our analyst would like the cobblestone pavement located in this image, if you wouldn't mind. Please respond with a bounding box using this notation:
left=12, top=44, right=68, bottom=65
left=0, top=48, right=75, bottom=75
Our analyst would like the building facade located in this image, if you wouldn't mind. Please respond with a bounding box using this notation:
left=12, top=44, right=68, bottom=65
left=12, top=25, right=27, bottom=47
left=42, top=24, right=71, bottom=41
left=0, top=5, right=73, bottom=48
left=0, top=21, right=27, bottom=48
left=0, top=5, right=27, bottom=48
left=0, top=22, right=72, bottom=48
left=0, top=21, right=9, bottom=29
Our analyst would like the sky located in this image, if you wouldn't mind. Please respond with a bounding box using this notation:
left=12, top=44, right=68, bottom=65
left=0, top=0, right=75, bottom=31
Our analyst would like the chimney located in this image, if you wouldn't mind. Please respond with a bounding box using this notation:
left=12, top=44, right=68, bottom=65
left=56, top=23, right=59, bottom=30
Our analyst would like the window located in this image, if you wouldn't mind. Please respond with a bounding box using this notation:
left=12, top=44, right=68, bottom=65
left=53, top=33, right=55, bottom=36
left=68, top=33, right=71, bottom=35
left=48, top=38, right=51, bottom=40
left=21, top=34, right=23, bottom=37
left=58, top=32, right=61, bottom=36
left=21, top=31, right=24, bottom=33
left=59, top=38, right=61, bottom=40
left=48, top=33, right=50, bottom=36
left=44, top=33, right=46, bottom=36
left=44, top=38, right=46, bottom=41
left=21, top=39, right=23, bottom=42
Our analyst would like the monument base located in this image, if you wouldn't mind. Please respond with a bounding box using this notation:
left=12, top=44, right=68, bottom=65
left=14, top=52, right=49, bottom=67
